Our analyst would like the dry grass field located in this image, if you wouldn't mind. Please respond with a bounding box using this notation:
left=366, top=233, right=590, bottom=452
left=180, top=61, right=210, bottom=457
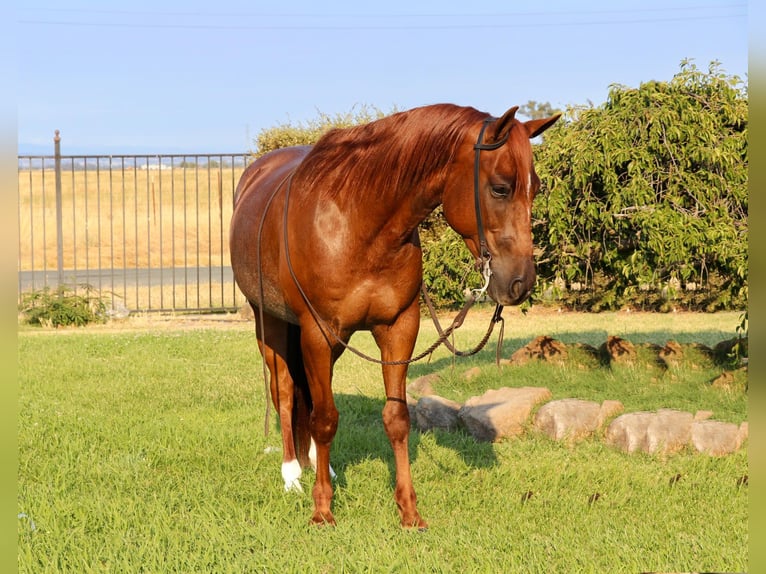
left=18, top=163, right=247, bottom=272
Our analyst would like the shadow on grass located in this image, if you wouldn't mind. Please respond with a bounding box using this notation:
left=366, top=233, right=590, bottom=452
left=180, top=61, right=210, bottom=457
left=331, top=393, right=497, bottom=493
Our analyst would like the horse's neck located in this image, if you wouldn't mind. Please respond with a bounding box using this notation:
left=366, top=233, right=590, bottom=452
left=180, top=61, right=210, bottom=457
left=359, top=176, right=445, bottom=247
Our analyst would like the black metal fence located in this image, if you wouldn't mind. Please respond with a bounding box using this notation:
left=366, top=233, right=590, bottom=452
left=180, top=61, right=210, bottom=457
left=18, top=131, right=254, bottom=314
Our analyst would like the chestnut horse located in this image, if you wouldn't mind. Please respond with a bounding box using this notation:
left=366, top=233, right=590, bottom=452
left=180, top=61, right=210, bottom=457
left=230, top=103, right=559, bottom=529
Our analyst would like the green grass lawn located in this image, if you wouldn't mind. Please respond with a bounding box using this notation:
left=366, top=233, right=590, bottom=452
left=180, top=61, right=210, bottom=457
left=18, top=310, right=747, bottom=572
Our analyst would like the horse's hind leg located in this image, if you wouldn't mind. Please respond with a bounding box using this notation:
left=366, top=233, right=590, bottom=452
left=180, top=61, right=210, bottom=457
left=298, top=323, right=342, bottom=526
left=372, top=301, right=428, bottom=530
left=254, top=308, right=310, bottom=491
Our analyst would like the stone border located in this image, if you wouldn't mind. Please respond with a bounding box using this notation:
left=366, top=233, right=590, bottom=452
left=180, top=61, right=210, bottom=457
left=407, top=335, right=748, bottom=456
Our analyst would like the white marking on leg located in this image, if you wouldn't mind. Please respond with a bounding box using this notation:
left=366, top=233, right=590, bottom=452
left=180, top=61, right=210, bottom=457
left=281, top=459, right=303, bottom=492
left=309, top=437, right=337, bottom=480
left=309, top=438, right=317, bottom=468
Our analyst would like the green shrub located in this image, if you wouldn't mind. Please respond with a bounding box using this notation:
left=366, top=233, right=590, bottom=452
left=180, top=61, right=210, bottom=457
left=252, top=104, right=393, bottom=158
left=19, top=285, right=109, bottom=327
left=249, top=71, right=748, bottom=312
left=532, top=60, right=748, bottom=311
left=420, top=210, right=482, bottom=309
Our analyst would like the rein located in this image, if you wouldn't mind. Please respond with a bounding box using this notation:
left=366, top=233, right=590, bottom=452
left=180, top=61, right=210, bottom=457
left=274, top=115, right=508, bottom=367
left=255, top=117, right=508, bottom=432
left=280, top=171, right=503, bottom=367
left=472, top=117, right=510, bottom=284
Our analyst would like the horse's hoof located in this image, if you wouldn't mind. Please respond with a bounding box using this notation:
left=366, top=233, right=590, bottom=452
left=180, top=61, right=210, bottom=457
left=284, top=479, right=303, bottom=493
left=401, top=517, right=428, bottom=532
left=309, top=511, right=336, bottom=527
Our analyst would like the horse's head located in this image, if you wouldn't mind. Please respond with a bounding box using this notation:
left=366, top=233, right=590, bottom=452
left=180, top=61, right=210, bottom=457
left=443, top=106, right=560, bottom=306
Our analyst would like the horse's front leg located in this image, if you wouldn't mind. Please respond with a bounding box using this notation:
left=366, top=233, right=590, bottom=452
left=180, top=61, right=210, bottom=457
left=299, top=323, right=341, bottom=526
left=372, top=301, right=428, bottom=530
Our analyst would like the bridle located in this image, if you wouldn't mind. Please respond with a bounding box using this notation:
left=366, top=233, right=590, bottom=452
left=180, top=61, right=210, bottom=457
left=253, top=116, right=512, bottom=432
left=471, top=117, right=510, bottom=299
left=257, top=115, right=510, bottom=372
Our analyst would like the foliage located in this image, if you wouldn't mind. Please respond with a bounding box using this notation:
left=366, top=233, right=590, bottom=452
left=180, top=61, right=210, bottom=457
left=19, top=285, right=108, bottom=327
left=252, top=104, right=393, bottom=158
left=532, top=61, right=748, bottom=311
left=420, top=208, right=484, bottom=309
left=248, top=64, right=748, bottom=311
left=518, top=99, right=562, bottom=120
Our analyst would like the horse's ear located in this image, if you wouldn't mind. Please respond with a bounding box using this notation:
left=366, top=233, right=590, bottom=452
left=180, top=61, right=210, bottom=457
left=523, top=114, right=562, bottom=139
left=488, top=106, right=519, bottom=144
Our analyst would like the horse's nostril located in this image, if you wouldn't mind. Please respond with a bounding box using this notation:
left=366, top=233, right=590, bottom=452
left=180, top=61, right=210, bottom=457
left=510, top=278, right=524, bottom=299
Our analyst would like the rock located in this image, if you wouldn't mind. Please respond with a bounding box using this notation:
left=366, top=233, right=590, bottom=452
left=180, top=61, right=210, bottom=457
left=605, top=409, right=693, bottom=454
left=646, top=409, right=694, bottom=454
left=239, top=304, right=255, bottom=321
left=534, top=398, right=602, bottom=442
left=691, top=420, right=748, bottom=456
left=458, top=387, right=551, bottom=442
left=415, top=396, right=462, bottom=432
left=713, top=337, right=748, bottom=361
left=509, top=336, right=567, bottom=365
left=106, top=300, right=130, bottom=319
left=406, top=394, right=418, bottom=424
left=534, top=398, right=623, bottom=442
left=407, top=373, right=440, bottom=397
left=601, top=335, right=636, bottom=364
left=605, top=412, right=655, bottom=453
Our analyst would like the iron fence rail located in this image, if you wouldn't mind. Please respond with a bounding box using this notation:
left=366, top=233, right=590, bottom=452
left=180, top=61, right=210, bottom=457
left=18, top=136, right=253, bottom=314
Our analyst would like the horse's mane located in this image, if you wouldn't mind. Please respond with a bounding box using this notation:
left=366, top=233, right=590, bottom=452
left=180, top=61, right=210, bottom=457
left=295, top=104, right=488, bottom=201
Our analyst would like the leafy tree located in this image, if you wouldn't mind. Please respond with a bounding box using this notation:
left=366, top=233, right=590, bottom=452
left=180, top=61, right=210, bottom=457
left=532, top=60, right=748, bottom=311
left=518, top=100, right=561, bottom=120
left=248, top=66, right=748, bottom=312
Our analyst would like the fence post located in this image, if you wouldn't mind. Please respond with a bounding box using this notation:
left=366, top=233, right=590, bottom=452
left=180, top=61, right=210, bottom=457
left=54, top=130, right=64, bottom=289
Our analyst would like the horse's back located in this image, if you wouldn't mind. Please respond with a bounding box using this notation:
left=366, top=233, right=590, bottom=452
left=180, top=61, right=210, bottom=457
left=234, top=146, right=312, bottom=206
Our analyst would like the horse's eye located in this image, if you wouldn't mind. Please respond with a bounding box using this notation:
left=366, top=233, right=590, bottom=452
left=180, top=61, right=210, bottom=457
left=490, top=184, right=511, bottom=198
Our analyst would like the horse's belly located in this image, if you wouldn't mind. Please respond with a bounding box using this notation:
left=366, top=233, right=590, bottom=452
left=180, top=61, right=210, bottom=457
left=259, top=279, right=299, bottom=324
left=234, top=264, right=299, bottom=324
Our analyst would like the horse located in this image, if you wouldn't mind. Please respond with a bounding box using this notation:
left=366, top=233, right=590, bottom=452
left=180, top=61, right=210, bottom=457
left=229, top=103, right=559, bottom=529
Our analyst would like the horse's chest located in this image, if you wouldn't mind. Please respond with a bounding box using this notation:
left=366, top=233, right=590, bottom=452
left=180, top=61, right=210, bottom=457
left=346, top=265, right=422, bottom=325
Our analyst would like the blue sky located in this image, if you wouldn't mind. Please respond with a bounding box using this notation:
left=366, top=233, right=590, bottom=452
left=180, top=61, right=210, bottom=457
left=16, top=0, right=748, bottom=154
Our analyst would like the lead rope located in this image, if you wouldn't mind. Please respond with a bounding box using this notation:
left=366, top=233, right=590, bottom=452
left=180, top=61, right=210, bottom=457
left=421, top=287, right=505, bottom=364
left=281, top=172, right=503, bottom=366
left=255, top=115, right=509, bottom=428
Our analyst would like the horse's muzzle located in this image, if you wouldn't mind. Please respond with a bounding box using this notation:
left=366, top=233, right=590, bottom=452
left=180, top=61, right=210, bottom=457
left=488, top=259, right=536, bottom=306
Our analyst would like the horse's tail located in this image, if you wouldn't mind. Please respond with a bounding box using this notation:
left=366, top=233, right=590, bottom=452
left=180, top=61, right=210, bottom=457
left=286, top=323, right=313, bottom=468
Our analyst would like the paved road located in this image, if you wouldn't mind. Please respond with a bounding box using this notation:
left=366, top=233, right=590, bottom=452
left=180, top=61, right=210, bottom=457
left=18, top=266, right=235, bottom=291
